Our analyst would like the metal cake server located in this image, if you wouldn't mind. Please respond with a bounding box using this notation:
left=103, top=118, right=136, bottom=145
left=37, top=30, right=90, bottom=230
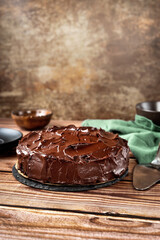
left=133, top=144, right=160, bottom=190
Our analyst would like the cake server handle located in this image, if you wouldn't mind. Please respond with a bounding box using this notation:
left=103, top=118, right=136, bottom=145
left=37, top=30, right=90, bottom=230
left=151, top=144, right=160, bottom=169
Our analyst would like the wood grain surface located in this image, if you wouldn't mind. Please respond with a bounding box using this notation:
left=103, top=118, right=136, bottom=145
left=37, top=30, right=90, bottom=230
left=0, top=118, right=160, bottom=239
left=1, top=206, right=160, bottom=240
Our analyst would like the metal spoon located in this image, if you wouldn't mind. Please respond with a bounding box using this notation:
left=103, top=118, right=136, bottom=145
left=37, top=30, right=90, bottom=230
left=133, top=144, right=160, bottom=190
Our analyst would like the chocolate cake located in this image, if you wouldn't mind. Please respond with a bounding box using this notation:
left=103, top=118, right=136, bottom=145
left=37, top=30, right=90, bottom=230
left=16, top=125, right=129, bottom=185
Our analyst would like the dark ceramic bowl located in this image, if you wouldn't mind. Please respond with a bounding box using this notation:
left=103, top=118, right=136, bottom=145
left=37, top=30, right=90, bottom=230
left=11, top=109, right=53, bottom=130
left=136, top=101, right=160, bottom=126
left=0, top=128, right=22, bottom=152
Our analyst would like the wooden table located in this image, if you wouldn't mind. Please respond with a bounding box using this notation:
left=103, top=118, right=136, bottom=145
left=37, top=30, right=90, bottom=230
left=0, top=118, right=160, bottom=240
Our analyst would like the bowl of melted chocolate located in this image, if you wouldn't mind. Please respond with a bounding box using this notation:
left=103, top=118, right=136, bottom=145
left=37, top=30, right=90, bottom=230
left=11, top=109, right=52, bottom=130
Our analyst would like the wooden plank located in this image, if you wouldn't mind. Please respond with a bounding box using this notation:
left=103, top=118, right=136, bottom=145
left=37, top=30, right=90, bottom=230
left=0, top=118, right=82, bottom=129
left=0, top=118, right=28, bottom=135
left=0, top=205, right=160, bottom=240
left=0, top=172, right=159, bottom=218
left=0, top=118, right=159, bottom=239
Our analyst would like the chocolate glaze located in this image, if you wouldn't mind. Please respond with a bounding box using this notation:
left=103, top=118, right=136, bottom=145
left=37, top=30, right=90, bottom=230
left=16, top=125, right=129, bottom=185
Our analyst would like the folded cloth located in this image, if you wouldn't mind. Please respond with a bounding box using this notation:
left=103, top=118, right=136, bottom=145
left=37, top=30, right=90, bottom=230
left=82, top=115, right=160, bottom=164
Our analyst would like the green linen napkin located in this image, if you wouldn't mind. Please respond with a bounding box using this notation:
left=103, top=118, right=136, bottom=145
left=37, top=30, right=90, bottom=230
left=82, top=115, right=160, bottom=164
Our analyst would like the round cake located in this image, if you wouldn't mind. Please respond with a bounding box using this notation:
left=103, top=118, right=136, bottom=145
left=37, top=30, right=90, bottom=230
left=16, top=125, right=129, bottom=185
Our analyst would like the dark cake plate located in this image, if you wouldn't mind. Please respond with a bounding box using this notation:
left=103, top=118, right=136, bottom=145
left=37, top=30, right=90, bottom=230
left=12, top=165, right=128, bottom=192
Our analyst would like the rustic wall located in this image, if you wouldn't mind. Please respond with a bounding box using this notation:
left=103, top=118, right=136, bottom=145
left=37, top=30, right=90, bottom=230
left=0, top=0, right=160, bottom=120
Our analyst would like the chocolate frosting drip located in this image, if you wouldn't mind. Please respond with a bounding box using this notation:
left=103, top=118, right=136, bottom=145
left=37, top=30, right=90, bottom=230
left=16, top=125, right=129, bottom=185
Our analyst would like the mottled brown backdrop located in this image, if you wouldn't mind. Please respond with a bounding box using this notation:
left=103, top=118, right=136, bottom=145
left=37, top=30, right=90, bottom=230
left=0, top=0, right=160, bottom=120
